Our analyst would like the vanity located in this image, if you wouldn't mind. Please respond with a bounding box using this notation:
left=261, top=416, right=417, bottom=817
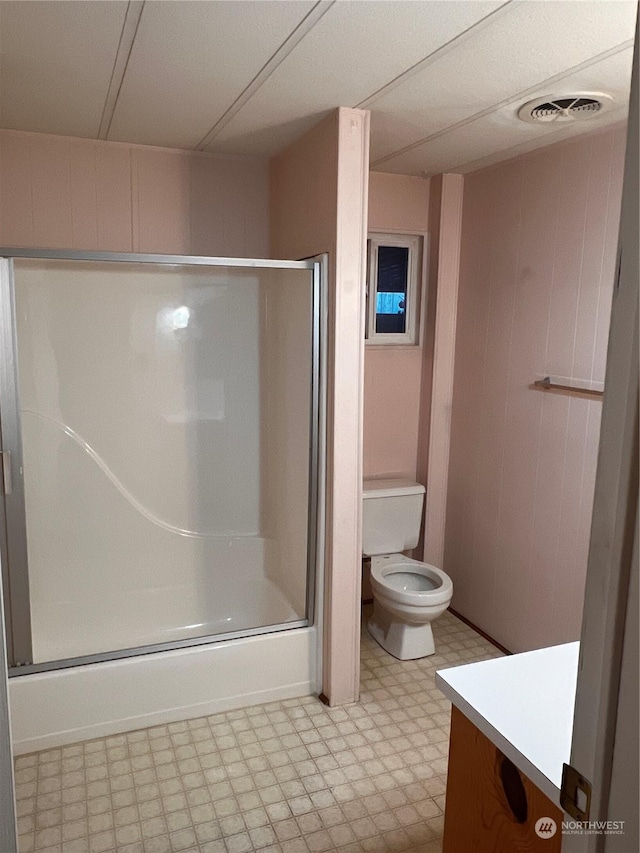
left=436, top=642, right=579, bottom=852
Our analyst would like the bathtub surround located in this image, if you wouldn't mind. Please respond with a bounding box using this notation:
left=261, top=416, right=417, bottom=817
left=4, top=253, right=320, bottom=754
left=8, top=257, right=315, bottom=660
left=445, top=124, right=626, bottom=653
left=270, top=108, right=370, bottom=706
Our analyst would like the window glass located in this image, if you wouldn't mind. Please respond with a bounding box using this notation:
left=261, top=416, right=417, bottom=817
left=375, top=245, right=409, bottom=334
left=366, top=234, right=421, bottom=345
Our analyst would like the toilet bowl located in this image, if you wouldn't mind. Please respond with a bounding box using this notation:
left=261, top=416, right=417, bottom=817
left=362, top=477, right=454, bottom=659
left=367, top=553, right=453, bottom=659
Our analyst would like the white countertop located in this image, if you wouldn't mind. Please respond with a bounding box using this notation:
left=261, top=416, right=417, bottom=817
left=436, top=642, right=579, bottom=804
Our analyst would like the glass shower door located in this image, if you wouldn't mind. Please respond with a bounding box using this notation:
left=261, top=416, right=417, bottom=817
left=0, top=254, right=320, bottom=670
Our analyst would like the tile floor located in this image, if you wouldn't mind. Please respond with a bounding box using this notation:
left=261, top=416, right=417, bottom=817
left=14, top=607, right=501, bottom=853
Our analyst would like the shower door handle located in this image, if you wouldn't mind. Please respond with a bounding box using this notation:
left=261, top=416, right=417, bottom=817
left=0, top=451, right=12, bottom=495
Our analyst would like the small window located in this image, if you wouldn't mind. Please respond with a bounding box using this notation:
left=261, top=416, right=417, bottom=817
left=366, top=234, right=422, bottom=345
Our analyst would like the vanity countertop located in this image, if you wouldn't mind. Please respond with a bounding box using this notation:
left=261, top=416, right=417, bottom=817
left=436, top=641, right=579, bottom=804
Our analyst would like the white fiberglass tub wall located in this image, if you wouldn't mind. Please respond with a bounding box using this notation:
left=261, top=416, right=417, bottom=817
left=13, top=259, right=312, bottom=662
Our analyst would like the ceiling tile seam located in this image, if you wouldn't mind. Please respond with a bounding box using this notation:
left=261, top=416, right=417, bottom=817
left=354, top=0, right=515, bottom=110
left=98, top=0, right=146, bottom=140
left=439, top=109, right=629, bottom=176
left=371, top=38, right=635, bottom=169
left=195, top=0, right=335, bottom=151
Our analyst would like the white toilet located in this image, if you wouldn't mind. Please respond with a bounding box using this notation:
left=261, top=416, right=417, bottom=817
left=363, top=478, right=453, bottom=660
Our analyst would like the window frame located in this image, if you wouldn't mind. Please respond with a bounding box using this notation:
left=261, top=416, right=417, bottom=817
left=365, top=232, right=422, bottom=346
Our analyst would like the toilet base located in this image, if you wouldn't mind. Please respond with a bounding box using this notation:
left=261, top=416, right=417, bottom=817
left=367, top=601, right=436, bottom=660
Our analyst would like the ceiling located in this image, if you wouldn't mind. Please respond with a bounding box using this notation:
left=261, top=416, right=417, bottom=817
left=0, top=0, right=636, bottom=175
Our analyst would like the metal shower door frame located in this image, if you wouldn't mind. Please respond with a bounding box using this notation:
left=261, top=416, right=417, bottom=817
left=0, top=249, right=325, bottom=674
left=0, top=257, right=32, bottom=668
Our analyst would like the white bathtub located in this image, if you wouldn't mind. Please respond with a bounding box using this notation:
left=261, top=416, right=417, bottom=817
left=10, top=623, right=318, bottom=754
left=10, top=534, right=319, bottom=754
left=29, top=535, right=300, bottom=662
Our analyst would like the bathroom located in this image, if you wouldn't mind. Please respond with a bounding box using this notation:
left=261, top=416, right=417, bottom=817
left=0, top=1, right=637, bottom=852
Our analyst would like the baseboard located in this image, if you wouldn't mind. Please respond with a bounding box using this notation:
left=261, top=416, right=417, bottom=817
left=449, top=608, right=512, bottom=655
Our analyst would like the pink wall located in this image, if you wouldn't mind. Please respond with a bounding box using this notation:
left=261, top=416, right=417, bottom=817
left=362, top=172, right=429, bottom=601
left=417, top=174, right=464, bottom=570
left=364, top=172, right=429, bottom=480
left=271, top=108, right=370, bottom=706
left=0, top=129, right=269, bottom=256
left=270, top=116, right=337, bottom=261
left=444, top=124, right=627, bottom=653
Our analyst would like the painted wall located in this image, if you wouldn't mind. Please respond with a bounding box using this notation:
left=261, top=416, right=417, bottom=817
left=0, top=129, right=269, bottom=256
left=417, top=174, right=464, bottom=570
left=271, top=108, right=370, bottom=705
left=444, top=124, right=626, bottom=653
left=361, top=173, right=429, bottom=600
left=364, top=172, right=429, bottom=480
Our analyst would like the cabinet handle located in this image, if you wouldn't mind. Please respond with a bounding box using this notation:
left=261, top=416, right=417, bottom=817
left=499, top=754, right=528, bottom=824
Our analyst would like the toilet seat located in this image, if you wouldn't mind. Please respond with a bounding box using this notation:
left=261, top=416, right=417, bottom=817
left=370, top=554, right=453, bottom=608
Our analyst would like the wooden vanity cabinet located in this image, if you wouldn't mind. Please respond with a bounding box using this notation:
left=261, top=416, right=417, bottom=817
left=443, top=706, right=564, bottom=852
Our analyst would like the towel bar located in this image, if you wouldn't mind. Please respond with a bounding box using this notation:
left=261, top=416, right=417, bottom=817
left=532, top=377, right=604, bottom=399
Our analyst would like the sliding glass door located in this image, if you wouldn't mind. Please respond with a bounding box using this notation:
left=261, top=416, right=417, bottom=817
left=0, top=252, right=321, bottom=672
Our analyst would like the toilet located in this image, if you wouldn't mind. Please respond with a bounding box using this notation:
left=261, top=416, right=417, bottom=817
left=363, top=478, right=453, bottom=660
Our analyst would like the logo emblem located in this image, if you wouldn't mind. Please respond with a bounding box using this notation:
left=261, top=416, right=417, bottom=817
left=535, top=817, right=558, bottom=839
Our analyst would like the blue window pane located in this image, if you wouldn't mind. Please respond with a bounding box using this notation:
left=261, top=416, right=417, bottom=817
left=376, top=292, right=405, bottom=314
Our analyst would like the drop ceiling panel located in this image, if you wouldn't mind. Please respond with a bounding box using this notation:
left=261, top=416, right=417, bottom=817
left=369, top=0, right=637, bottom=164
left=377, top=47, right=633, bottom=176
left=0, top=0, right=634, bottom=173
left=453, top=112, right=628, bottom=175
left=0, top=1, right=128, bottom=138
left=107, top=0, right=315, bottom=149
left=381, top=106, right=629, bottom=176
left=208, top=0, right=506, bottom=155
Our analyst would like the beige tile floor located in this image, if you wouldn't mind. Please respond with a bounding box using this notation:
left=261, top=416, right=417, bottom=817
left=14, top=607, right=501, bottom=853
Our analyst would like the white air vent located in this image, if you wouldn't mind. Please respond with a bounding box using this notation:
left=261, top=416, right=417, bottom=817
left=518, top=93, right=614, bottom=124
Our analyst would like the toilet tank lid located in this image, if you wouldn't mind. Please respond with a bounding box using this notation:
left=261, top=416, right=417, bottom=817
left=363, top=478, right=426, bottom=499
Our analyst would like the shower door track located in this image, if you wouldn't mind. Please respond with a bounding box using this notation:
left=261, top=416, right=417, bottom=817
left=0, top=248, right=324, bottom=677
left=9, top=619, right=310, bottom=676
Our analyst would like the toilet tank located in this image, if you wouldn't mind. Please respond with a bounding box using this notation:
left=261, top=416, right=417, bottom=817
left=362, top=478, right=426, bottom=556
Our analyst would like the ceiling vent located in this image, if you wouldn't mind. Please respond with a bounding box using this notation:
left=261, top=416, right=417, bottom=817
left=518, top=93, right=614, bottom=124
